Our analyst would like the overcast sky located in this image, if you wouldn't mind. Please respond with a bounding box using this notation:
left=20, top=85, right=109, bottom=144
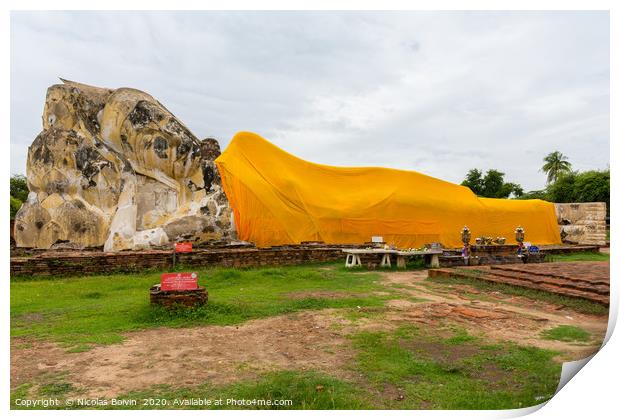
left=10, top=11, right=609, bottom=191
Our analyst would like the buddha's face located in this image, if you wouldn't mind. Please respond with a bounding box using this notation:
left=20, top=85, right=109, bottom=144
left=100, top=89, right=204, bottom=189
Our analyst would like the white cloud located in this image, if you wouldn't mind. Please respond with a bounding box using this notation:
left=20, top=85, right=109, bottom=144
left=10, top=11, right=609, bottom=190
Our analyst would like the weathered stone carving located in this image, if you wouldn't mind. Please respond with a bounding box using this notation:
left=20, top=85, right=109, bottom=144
left=554, top=202, right=607, bottom=245
left=14, top=80, right=235, bottom=251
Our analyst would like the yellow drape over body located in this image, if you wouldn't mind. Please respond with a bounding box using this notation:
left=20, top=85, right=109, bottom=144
left=215, top=132, right=561, bottom=248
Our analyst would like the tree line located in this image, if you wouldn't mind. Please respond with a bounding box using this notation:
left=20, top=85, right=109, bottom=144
left=461, top=151, right=609, bottom=214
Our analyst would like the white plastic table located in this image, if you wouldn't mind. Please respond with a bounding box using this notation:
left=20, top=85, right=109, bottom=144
left=342, top=249, right=442, bottom=268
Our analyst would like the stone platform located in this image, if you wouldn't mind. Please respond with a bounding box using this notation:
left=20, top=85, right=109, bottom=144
left=428, top=262, right=610, bottom=305
left=436, top=244, right=599, bottom=268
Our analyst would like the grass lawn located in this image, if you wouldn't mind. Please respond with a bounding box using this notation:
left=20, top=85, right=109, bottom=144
left=11, top=263, right=402, bottom=351
left=12, top=259, right=600, bottom=409
left=350, top=325, right=560, bottom=409
left=541, top=325, right=592, bottom=343
left=545, top=251, right=610, bottom=262
left=11, top=370, right=372, bottom=410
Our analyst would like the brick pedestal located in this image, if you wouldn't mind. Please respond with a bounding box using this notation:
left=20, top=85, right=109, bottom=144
left=149, top=285, right=208, bottom=308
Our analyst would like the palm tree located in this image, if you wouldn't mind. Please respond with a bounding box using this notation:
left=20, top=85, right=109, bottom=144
left=542, top=151, right=572, bottom=184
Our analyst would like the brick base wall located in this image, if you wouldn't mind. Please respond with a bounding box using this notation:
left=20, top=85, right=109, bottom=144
left=10, top=247, right=347, bottom=277
left=10, top=244, right=599, bottom=278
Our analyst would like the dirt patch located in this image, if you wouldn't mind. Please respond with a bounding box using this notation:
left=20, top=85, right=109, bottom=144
left=375, top=383, right=411, bottom=405
left=380, top=270, right=608, bottom=362
left=11, top=339, right=70, bottom=389
left=399, top=339, right=479, bottom=364
left=386, top=299, right=420, bottom=310
left=476, top=363, right=513, bottom=386
left=451, top=306, right=510, bottom=319
left=11, top=310, right=357, bottom=398
left=398, top=336, right=519, bottom=388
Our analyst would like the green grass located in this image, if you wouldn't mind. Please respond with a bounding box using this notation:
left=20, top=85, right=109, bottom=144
left=11, top=263, right=398, bottom=350
left=545, top=251, right=610, bottom=262
left=350, top=325, right=561, bottom=409
left=541, top=325, right=592, bottom=343
left=11, top=371, right=372, bottom=410
left=428, top=276, right=608, bottom=316
left=38, top=382, right=75, bottom=397
left=119, top=371, right=371, bottom=410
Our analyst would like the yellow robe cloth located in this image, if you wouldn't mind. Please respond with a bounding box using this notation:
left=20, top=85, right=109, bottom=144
left=215, top=132, right=561, bottom=248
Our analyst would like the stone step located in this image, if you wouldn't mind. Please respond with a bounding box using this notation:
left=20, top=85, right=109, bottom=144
left=473, top=272, right=608, bottom=305
left=428, top=263, right=609, bottom=306
left=485, top=269, right=609, bottom=295
left=489, top=265, right=609, bottom=285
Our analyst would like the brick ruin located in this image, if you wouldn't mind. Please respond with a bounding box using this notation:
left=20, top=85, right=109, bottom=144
left=555, top=202, right=607, bottom=246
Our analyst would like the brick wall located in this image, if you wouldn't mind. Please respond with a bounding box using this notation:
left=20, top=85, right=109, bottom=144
left=10, top=247, right=348, bottom=277
left=555, top=202, right=607, bottom=245
left=10, top=243, right=600, bottom=278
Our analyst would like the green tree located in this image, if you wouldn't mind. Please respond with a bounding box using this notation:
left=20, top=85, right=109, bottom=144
left=518, top=189, right=548, bottom=200
left=542, top=151, right=572, bottom=184
left=461, top=169, right=523, bottom=198
left=546, top=172, right=578, bottom=203
left=500, top=182, right=524, bottom=198
left=520, top=168, right=609, bottom=213
left=482, top=169, right=506, bottom=198
left=547, top=169, right=610, bottom=215
left=10, top=174, right=28, bottom=220
left=574, top=170, right=610, bottom=204
left=461, top=169, right=484, bottom=195
left=10, top=174, right=29, bottom=202
left=10, top=196, right=22, bottom=219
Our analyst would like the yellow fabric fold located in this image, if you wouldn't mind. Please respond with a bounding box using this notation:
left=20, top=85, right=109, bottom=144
left=215, top=132, right=561, bottom=248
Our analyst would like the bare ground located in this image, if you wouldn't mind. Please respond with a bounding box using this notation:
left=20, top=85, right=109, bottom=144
left=377, top=271, right=608, bottom=361
left=12, top=310, right=358, bottom=398
left=11, top=269, right=609, bottom=399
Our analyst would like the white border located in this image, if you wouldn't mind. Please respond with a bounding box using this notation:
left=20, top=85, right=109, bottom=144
left=2, top=2, right=616, bottom=420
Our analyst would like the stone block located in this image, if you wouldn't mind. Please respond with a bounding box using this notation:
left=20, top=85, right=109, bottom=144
left=555, top=202, right=607, bottom=245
